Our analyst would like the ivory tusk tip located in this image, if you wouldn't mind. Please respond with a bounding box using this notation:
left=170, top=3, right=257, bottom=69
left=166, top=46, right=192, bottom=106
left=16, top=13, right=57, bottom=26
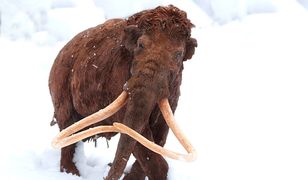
left=113, top=122, right=122, bottom=129
left=189, top=151, right=198, bottom=162
left=113, top=122, right=121, bottom=126
left=113, top=122, right=125, bottom=134
left=178, top=151, right=197, bottom=162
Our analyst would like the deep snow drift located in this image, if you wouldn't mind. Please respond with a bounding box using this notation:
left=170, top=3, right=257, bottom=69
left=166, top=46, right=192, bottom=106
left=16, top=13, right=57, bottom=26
left=0, top=0, right=308, bottom=180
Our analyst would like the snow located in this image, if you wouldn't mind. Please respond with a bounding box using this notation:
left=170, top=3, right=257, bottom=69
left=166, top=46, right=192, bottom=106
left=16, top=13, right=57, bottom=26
left=195, top=0, right=278, bottom=23
left=1, top=0, right=308, bottom=180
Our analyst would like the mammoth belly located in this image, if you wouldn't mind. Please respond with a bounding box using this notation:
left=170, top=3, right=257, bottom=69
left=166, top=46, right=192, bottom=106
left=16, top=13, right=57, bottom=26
left=71, top=68, right=125, bottom=117
left=70, top=58, right=130, bottom=121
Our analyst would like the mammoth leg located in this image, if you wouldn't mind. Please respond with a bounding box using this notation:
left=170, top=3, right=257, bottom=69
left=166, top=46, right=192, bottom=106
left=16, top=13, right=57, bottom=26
left=105, top=133, right=141, bottom=179
left=123, top=161, right=146, bottom=180
left=124, top=107, right=170, bottom=180
left=130, top=125, right=168, bottom=180
left=150, top=108, right=170, bottom=147
left=56, top=105, right=83, bottom=176
left=60, top=144, right=79, bottom=176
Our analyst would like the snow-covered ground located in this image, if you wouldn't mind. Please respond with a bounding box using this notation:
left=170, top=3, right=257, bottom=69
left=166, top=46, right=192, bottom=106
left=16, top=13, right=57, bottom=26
left=0, top=0, right=308, bottom=179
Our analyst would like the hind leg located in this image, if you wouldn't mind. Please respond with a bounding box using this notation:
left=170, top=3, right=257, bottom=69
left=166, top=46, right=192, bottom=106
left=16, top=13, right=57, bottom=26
left=55, top=103, right=82, bottom=176
left=60, top=144, right=80, bottom=176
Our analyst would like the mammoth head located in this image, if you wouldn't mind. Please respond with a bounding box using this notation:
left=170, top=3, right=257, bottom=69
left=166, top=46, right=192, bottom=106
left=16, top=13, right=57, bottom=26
left=123, top=5, right=197, bottom=81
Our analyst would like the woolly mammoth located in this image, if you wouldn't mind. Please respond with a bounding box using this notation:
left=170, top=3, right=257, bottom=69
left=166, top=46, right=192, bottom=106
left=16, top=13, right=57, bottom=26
left=49, top=5, right=197, bottom=180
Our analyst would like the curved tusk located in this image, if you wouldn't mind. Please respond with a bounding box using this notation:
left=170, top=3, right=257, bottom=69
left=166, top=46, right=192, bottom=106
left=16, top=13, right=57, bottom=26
left=158, top=99, right=197, bottom=161
left=113, top=122, right=196, bottom=162
left=52, top=91, right=128, bottom=148
left=52, top=126, right=117, bottom=148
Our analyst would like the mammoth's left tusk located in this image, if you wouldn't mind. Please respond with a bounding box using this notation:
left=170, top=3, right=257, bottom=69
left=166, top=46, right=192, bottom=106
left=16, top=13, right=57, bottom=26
left=52, top=126, right=117, bottom=148
left=158, top=99, right=197, bottom=161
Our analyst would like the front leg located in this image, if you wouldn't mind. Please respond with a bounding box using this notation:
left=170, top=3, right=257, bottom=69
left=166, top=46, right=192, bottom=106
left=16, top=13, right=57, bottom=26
left=105, top=133, right=139, bottom=179
left=123, top=160, right=146, bottom=180
left=129, top=125, right=168, bottom=180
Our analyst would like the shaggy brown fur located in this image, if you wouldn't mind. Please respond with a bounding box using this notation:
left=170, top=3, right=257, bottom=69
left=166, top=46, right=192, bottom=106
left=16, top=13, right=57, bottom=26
left=49, top=5, right=197, bottom=180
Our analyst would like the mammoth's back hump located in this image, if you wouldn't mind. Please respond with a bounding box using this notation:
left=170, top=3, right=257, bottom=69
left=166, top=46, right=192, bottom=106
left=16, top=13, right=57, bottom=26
left=49, top=19, right=131, bottom=118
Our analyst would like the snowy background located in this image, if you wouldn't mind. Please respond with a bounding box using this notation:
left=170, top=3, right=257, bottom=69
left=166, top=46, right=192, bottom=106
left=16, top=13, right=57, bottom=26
left=0, top=0, right=308, bottom=179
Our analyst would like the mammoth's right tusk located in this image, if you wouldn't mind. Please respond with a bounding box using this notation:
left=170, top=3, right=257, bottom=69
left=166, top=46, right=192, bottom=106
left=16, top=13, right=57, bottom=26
left=52, top=126, right=117, bottom=148
left=52, top=91, right=128, bottom=148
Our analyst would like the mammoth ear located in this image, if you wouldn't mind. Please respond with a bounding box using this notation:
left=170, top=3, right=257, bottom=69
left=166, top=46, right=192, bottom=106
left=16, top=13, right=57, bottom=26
left=123, top=25, right=142, bottom=52
left=184, top=38, right=198, bottom=61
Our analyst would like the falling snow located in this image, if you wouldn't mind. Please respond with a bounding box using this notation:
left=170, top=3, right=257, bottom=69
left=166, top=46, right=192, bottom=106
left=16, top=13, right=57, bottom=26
left=0, top=0, right=308, bottom=180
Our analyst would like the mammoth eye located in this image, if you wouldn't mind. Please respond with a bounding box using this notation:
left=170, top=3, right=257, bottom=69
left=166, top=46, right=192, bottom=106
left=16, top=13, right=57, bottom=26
left=174, top=51, right=184, bottom=60
left=138, top=42, right=144, bottom=49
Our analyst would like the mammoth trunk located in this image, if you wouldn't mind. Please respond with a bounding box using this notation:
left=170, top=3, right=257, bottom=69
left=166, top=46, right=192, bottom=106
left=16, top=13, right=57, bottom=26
left=107, top=62, right=171, bottom=178
left=107, top=89, right=158, bottom=178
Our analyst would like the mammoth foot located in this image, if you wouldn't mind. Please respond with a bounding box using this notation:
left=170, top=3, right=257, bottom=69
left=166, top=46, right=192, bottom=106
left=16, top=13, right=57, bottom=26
left=123, top=172, right=145, bottom=180
left=60, top=144, right=80, bottom=176
left=60, top=163, right=80, bottom=176
left=123, top=162, right=146, bottom=180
